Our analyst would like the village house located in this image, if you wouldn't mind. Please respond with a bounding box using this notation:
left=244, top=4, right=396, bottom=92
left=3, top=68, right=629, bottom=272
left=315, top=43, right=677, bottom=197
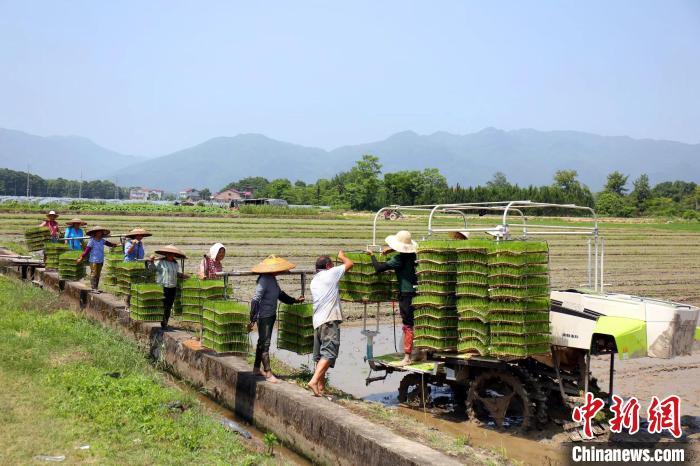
left=129, top=187, right=164, bottom=201
left=177, top=188, right=201, bottom=201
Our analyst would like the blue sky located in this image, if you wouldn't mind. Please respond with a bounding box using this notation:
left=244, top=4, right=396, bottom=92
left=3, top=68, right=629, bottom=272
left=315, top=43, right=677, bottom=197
left=0, top=0, right=698, bottom=156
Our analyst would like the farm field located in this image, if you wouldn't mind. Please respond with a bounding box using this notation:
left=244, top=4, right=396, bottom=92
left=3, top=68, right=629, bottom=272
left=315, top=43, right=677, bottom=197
left=1, top=211, right=699, bottom=316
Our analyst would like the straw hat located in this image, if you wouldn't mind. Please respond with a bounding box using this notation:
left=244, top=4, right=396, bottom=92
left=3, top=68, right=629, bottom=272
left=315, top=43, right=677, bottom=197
left=385, top=230, right=417, bottom=254
left=86, top=225, right=111, bottom=236
left=46, top=210, right=59, bottom=218
left=65, top=218, right=87, bottom=226
left=125, top=227, right=152, bottom=238
left=448, top=231, right=470, bottom=240
left=154, top=244, right=187, bottom=259
left=251, top=255, right=296, bottom=274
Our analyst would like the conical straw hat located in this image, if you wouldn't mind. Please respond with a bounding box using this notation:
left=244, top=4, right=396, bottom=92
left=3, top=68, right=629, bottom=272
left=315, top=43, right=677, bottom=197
left=154, top=244, right=187, bottom=259
left=251, top=255, right=296, bottom=274
left=125, top=227, right=152, bottom=238
left=385, top=230, right=417, bottom=254
left=65, top=218, right=87, bottom=226
left=86, top=225, right=111, bottom=236
left=448, top=231, right=470, bottom=240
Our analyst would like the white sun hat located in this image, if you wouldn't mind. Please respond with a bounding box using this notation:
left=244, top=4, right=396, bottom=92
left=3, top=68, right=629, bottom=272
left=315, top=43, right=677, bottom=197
left=385, top=230, right=418, bottom=254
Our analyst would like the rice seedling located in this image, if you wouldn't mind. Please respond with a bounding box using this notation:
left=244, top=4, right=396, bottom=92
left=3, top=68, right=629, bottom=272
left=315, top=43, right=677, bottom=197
left=454, top=284, right=489, bottom=298
left=58, top=250, right=86, bottom=281
left=457, top=339, right=488, bottom=355
left=454, top=239, right=493, bottom=253
left=277, top=303, right=314, bottom=354
left=488, top=275, right=550, bottom=289
left=415, top=251, right=458, bottom=264
left=415, top=262, right=457, bottom=274
left=130, top=283, right=165, bottom=322
left=416, top=240, right=457, bottom=252
left=488, top=286, right=549, bottom=300
left=412, top=294, right=456, bottom=308
left=490, top=322, right=550, bottom=335
left=43, top=241, right=69, bottom=269
left=416, top=282, right=455, bottom=295
left=24, top=226, right=51, bottom=251
left=455, top=273, right=489, bottom=286
left=457, top=319, right=489, bottom=334
left=488, top=311, right=550, bottom=324
left=200, top=300, right=249, bottom=355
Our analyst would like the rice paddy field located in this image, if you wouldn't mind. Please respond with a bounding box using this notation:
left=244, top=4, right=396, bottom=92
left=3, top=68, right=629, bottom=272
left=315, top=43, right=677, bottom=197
left=1, top=211, right=699, bottom=317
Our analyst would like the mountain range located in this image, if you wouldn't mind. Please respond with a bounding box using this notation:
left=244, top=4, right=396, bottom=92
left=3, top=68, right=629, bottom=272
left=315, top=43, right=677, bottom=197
left=1, top=127, right=698, bottom=192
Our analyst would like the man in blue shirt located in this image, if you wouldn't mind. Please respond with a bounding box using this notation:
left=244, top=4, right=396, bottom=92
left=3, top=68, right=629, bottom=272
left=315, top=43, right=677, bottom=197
left=124, top=228, right=152, bottom=262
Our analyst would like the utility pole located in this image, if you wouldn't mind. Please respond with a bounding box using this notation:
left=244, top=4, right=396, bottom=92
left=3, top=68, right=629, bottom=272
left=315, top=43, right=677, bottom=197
left=26, top=164, right=30, bottom=197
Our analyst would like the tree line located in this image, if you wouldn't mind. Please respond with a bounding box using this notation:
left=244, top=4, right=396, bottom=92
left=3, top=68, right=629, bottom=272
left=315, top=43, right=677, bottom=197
left=0, top=168, right=127, bottom=199
left=223, top=155, right=698, bottom=218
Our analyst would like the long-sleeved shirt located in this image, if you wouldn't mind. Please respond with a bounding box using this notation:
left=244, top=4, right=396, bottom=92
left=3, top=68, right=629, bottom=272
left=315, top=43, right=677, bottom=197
left=250, top=274, right=296, bottom=321
left=80, top=238, right=118, bottom=264
left=124, top=240, right=145, bottom=262
left=148, top=259, right=179, bottom=288
left=371, top=253, right=417, bottom=293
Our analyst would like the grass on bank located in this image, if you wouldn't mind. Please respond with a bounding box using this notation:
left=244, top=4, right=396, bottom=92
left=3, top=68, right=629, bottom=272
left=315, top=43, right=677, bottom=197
left=0, top=276, right=266, bottom=465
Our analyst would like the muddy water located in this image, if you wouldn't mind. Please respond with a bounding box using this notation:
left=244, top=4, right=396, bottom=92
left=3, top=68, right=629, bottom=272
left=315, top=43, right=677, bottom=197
left=253, top=321, right=405, bottom=401
left=165, top=375, right=311, bottom=465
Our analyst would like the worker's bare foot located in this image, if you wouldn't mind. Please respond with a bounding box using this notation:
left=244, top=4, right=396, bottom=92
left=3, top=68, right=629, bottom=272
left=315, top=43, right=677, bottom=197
left=265, top=373, right=280, bottom=384
left=318, top=380, right=326, bottom=394
left=307, top=381, right=321, bottom=396
left=395, top=355, right=412, bottom=367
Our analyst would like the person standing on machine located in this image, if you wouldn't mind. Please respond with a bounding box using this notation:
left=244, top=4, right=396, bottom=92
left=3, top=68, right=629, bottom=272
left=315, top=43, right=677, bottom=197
left=368, top=230, right=418, bottom=366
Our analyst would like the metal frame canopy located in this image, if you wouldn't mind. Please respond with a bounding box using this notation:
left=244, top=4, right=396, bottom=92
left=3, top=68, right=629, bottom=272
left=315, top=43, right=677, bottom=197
left=371, top=200, right=606, bottom=291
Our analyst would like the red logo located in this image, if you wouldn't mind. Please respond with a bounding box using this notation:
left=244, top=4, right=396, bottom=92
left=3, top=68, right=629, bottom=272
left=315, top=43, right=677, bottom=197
left=572, top=392, right=605, bottom=439
left=609, top=395, right=641, bottom=434
left=647, top=395, right=682, bottom=438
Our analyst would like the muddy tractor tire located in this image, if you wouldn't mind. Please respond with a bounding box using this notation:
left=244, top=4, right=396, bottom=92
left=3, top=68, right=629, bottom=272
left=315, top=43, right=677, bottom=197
left=398, top=373, right=432, bottom=408
left=466, top=370, right=536, bottom=432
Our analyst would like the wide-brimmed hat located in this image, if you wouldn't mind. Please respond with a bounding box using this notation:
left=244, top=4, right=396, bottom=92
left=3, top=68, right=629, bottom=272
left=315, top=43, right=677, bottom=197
left=251, top=255, right=296, bottom=274
left=86, top=225, right=111, bottom=236
left=209, top=243, right=225, bottom=260
left=65, top=217, right=87, bottom=226
left=125, top=227, right=152, bottom=238
left=385, top=230, right=417, bottom=254
left=46, top=210, right=59, bottom=218
left=154, top=244, right=187, bottom=259
left=448, top=231, right=470, bottom=240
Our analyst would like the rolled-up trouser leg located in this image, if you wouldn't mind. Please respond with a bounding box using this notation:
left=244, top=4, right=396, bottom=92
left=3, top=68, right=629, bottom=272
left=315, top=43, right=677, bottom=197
left=90, top=263, right=103, bottom=290
left=255, top=315, right=276, bottom=371
left=398, top=292, right=415, bottom=355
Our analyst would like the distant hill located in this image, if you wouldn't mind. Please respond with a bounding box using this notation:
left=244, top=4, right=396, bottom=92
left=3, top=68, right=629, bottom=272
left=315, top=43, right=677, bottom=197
left=114, top=128, right=699, bottom=191
left=2, top=126, right=698, bottom=192
left=0, top=128, right=141, bottom=180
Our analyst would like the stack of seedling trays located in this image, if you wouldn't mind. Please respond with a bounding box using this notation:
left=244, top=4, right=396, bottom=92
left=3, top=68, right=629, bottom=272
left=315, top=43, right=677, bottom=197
left=487, top=241, right=551, bottom=358
left=43, top=241, right=70, bottom=269
left=180, top=278, right=227, bottom=325
left=104, top=247, right=125, bottom=286
left=115, top=261, right=154, bottom=298
left=201, top=300, right=248, bottom=354
left=130, top=283, right=164, bottom=322
left=58, top=250, right=86, bottom=281
left=455, top=240, right=492, bottom=355
left=339, top=252, right=395, bottom=303
left=277, top=303, right=314, bottom=354
left=414, top=240, right=458, bottom=352
left=24, top=226, right=52, bottom=251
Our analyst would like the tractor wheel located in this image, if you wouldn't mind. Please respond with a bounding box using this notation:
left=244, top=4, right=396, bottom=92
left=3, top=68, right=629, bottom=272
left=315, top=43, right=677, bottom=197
left=398, top=373, right=432, bottom=408
left=466, top=370, right=535, bottom=431
left=389, top=212, right=399, bottom=221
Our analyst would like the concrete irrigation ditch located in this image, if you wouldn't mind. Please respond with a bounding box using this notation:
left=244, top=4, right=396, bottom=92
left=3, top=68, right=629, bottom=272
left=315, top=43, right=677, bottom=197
left=0, top=253, right=461, bottom=466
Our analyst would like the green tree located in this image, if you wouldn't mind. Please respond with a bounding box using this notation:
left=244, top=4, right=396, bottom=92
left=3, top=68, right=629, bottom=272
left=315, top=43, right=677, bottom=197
left=604, top=171, right=629, bottom=195
left=630, top=174, right=651, bottom=212
left=553, top=170, right=580, bottom=192
left=342, top=155, right=383, bottom=211
left=199, top=188, right=211, bottom=200
left=416, top=168, right=449, bottom=204
left=486, top=171, right=510, bottom=189
left=595, top=192, right=634, bottom=217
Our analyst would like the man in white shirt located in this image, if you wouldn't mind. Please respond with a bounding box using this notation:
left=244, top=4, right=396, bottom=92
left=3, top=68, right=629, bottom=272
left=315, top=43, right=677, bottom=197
left=307, top=250, right=353, bottom=396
